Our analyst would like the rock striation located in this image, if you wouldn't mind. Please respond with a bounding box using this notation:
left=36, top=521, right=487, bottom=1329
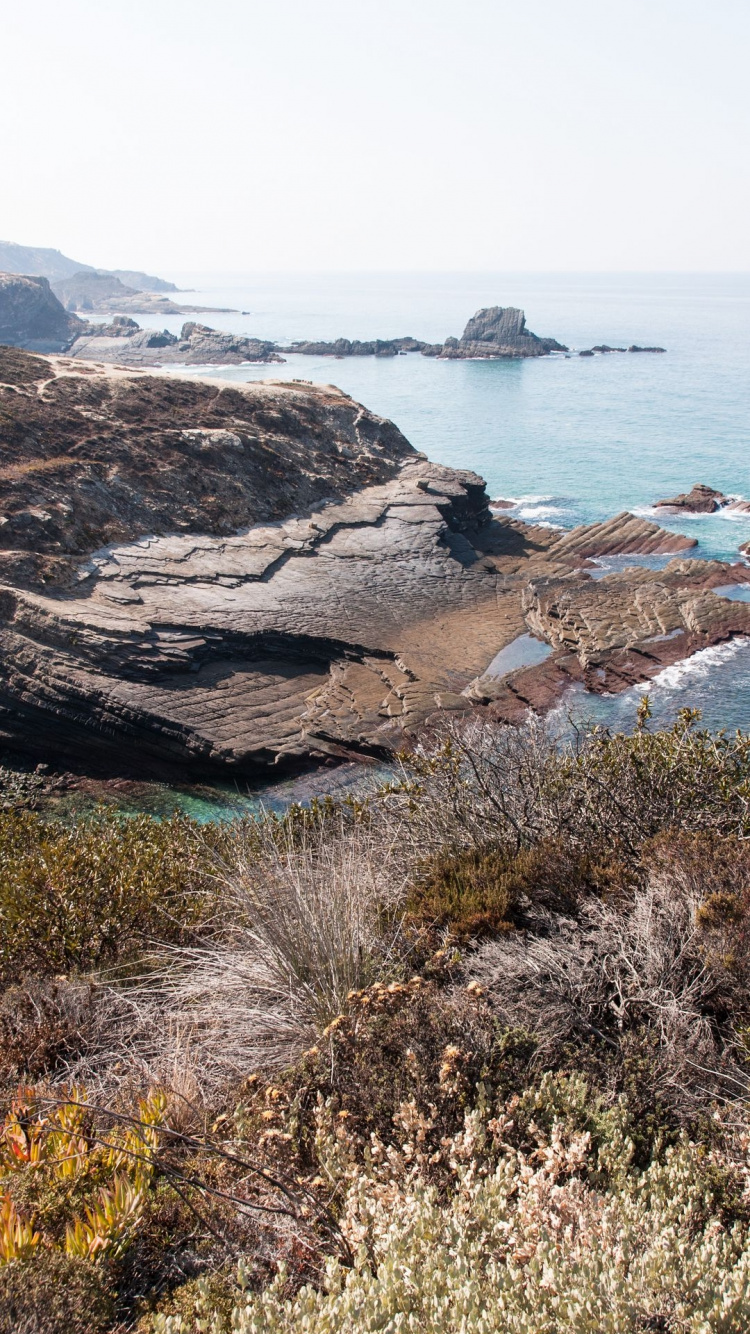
left=428, top=306, right=567, bottom=359
left=0, top=345, right=743, bottom=779
left=547, top=512, right=696, bottom=557
left=0, top=274, right=84, bottom=352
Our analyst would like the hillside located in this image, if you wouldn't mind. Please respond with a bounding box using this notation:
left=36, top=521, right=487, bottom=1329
left=0, top=239, right=177, bottom=291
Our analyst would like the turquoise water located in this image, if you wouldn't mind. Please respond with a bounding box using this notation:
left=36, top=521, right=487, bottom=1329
left=158, top=271, right=750, bottom=563
left=121, top=272, right=750, bottom=805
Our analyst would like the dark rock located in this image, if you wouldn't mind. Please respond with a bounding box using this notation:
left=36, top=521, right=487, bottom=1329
left=628, top=345, right=666, bottom=353
left=655, top=483, right=727, bottom=513
left=579, top=349, right=595, bottom=357
left=0, top=273, right=84, bottom=351
left=434, top=306, right=568, bottom=359
left=547, top=511, right=697, bottom=557
left=281, top=336, right=427, bottom=357
left=591, top=345, right=627, bottom=353
left=0, top=346, right=733, bottom=781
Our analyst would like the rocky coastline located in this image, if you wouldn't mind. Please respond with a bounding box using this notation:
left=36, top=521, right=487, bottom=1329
left=0, top=344, right=746, bottom=782
left=1, top=275, right=668, bottom=365
left=64, top=317, right=283, bottom=365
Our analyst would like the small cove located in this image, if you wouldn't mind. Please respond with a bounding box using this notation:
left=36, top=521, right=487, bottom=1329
left=70, top=273, right=750, bottom=816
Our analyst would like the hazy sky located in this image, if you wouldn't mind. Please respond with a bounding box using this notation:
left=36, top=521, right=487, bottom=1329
left=3, top=0, right=749, bottom=275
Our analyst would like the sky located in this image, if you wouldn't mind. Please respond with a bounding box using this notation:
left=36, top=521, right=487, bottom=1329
left=2, top=0, right=749, bottom=276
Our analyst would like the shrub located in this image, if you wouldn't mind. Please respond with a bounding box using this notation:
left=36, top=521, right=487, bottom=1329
left=230, top=976, right=536, bottom=1185
left=407, top=838, right=632, bottom=940
left=396, top=707, right=750, bottom=859
left=468, top=827, right=750, bottom=1121
left=130, top=811, right=412, bottom=1085
left=0, top=809, right=221, bottom=984
left=0, top=977, right=102, bottom=1086
left=149, top=1078, right=750, bottom=1334
left=0, top=1252, right=113, bottom=1334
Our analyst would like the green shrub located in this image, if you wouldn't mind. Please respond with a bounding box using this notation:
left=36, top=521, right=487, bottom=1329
left=0, top=809, right=222, bottom=983
left=407, top=838, right=632, bottom=939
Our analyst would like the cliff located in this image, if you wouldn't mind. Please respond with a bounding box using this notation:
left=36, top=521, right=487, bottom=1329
left=0, top=274, right=84, bottom=351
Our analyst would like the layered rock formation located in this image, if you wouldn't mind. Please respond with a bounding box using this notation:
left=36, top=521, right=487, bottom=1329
left=429, top=306, right=567, bottom=359
left=64, top=318, right=282, bottom=365
left=0, top=345, right=744, bottom=778
left=0, top=274, right=84, bottom=352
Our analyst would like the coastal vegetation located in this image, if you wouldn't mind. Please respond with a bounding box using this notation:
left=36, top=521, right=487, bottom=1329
left=4, top=706, right=750, bottom=1329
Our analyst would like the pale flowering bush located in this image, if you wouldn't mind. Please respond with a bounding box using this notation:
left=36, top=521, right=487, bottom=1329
left=149, top=1078, right=750, bottom=1334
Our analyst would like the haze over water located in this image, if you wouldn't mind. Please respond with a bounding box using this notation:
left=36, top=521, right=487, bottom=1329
left=156, top=270, right=750, bottom=737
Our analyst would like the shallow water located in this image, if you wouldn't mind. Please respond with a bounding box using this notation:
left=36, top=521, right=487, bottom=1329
left=485, top=633, right=553, bottom=677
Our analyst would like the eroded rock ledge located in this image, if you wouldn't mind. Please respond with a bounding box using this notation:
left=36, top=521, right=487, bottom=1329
left=0, top=346, right=745, bottom=777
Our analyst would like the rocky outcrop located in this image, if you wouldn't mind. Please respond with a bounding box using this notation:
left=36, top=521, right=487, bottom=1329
left=51, top=272, right=233, bottom=316
left=281, top=337, right=425, bottom=357
left=0, top=274, right=84, bottom=352
left=65, top=319, right=282, bottom=365
left=547, top=512, right=697, bottom=558
left=0, top=344, right=742, bottom=779
left=655, top=483, right=727, bottom=513
left=279, top=308, right=567, bottom=360
left=425, top=307, right=568, bottom=359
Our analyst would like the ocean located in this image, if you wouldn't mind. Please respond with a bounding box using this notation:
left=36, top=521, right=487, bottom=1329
left=109, top=271, right=750, bottom=812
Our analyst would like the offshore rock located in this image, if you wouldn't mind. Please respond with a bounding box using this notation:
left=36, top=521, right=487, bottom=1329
left=0, top=273, right=84, bottom=351
left=655, top=483, right=727, bottom=513
left=280, top=337, right=424, bottom=357
left=426, top=306, right=568, bottom=359
left=547, top=511, right=697, bottom=558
